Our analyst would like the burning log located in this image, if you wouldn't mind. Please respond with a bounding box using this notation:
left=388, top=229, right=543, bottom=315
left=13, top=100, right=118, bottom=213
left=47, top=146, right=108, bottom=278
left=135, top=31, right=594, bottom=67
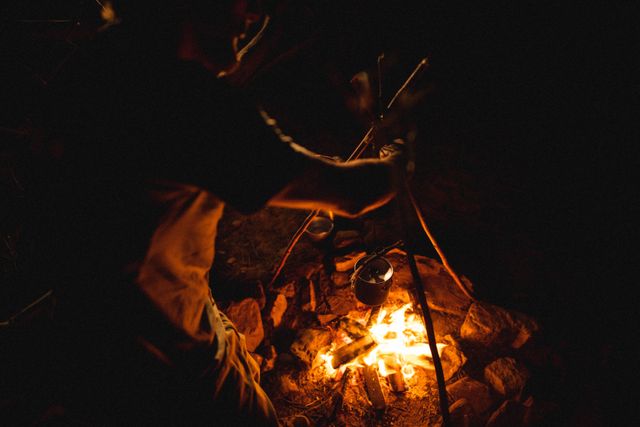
left=362, top=365, right=387, bottom=413
left=331, top=334, right=376, bottom=369
left=337, top=316, right=370, bottom=339
left=379, top=355, right=405, bottom=393
left=388, top=371, right=406, bottom=393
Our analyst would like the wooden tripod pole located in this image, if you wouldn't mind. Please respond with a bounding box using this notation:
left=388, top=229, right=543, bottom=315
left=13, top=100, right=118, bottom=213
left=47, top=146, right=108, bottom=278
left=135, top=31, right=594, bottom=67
left=397, top=181, right=451, bottom=427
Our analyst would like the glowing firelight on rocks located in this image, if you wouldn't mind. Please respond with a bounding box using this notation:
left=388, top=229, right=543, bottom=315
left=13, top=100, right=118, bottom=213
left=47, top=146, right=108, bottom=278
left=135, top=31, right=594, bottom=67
left=319, top=304, right=446, bottom=383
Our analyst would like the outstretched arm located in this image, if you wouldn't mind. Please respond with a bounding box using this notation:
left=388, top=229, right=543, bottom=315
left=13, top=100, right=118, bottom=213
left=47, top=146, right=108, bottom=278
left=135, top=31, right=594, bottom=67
left=268, top=142, right=406, bottom=217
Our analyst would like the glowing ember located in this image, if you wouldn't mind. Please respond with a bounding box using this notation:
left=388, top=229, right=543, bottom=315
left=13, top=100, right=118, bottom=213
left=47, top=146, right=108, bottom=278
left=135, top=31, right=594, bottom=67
left=320, top=304, right=446, bottom=384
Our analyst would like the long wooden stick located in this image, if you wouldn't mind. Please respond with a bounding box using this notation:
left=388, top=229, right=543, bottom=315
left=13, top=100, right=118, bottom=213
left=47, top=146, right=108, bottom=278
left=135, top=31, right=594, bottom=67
left=407, top=188, right=475, bottom=301
left=397, top=181, right=451, bottom=427
left=267, top=58, right=428, bottom=289
left=267, top=210, right=317, bottom=289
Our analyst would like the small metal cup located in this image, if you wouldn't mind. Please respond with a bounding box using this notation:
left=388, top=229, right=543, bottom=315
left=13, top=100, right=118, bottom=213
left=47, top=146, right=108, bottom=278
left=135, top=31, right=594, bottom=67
left=352, top=256, right=394, bottom=306
left=306, top=215, right=334, bottom=242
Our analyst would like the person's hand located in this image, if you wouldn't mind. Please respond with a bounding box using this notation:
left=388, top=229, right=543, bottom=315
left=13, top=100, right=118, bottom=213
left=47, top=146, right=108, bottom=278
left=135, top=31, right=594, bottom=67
left=379, top=138, right=415, bottom=181
left=379, top=138, right=404, bottom=160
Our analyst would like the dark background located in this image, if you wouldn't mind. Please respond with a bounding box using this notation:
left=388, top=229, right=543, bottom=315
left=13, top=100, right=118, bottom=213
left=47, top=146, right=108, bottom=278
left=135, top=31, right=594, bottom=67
left=1, top=1, right=637, bottom=425
left=254, top=4, right=637, bottom=423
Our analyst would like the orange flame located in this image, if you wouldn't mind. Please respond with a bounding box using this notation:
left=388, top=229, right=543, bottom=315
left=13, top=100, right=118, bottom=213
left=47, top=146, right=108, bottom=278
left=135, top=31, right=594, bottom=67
left=320, top=303, right=446, bottom=383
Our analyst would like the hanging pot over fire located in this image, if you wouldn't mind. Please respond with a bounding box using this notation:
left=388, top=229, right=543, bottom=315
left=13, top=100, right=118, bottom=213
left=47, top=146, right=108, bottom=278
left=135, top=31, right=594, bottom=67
left=351, top=255, right=394, bottom=306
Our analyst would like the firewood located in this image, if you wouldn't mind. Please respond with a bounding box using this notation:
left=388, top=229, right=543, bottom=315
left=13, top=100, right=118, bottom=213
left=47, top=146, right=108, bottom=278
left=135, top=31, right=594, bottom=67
left=318, top=368, right=351, bottom=427
left=337, top=316, right=369, bottom=339
left=362, top=365, right=387, bottom=413
left=379, top=355, right=406, bottom=393
left=331, top=334, right=376, bottom=369
left=388, top=371, right=406, bottom=393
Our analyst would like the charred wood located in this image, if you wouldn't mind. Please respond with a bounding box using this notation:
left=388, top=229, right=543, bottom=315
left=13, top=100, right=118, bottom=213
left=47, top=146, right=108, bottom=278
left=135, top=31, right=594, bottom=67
left=331, top=334, right=375, bottom=369
left=362, top=365, right=387, bottom=413
left=318, top=368, right=352, bottom=427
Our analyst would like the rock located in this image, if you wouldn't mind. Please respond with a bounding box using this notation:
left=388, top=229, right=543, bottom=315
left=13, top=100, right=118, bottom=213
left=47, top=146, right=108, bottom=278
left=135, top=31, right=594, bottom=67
left=486, top=400, right=526, bottom=427
left=326, top=287, right=358, bottom=316
left=391, top=253, right=472, bottom=315
left=460, top=303, right=508, bottom=346
left=460, top=303, right=537, bottom=348
left=331, top=271, right=351, bottom=288
left=279, top=373, right=299, bottom=395
left=442, top=334, right=460, bottom=347
left=484, top=357, right=530, bottom=398
left=270, top=294, right=287, bottom=328
left=441, top=344, right=467, bottom=381
left=386, top=287, right=412, bottom=305
left=223, top=298, right=264, bottom=352
left=446, top=377, right=494, bottom=416
left=333, top=230, right=362, bottom=249
left=262, top=345, right=277, bottom=372
left=300, top=279, right=317, bottom=312
left=278, top=282, right=296, bottom=298
left=290, top=328, right=333, bottom=366
left=449, top=399, right=480, bottom=427
left=431, top=310, right=463, bottom=339
left=509, top=311, right=539, bottom=349
left=317, top=314, right=338, bottom=325
left=334, top=251, right=366, bottom=272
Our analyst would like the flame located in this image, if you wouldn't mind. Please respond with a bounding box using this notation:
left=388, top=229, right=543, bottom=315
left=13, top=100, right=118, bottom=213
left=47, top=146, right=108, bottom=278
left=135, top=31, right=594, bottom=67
left=320, top=303, right=446, bottom=384
left=320, top=351, right=337, bottom=377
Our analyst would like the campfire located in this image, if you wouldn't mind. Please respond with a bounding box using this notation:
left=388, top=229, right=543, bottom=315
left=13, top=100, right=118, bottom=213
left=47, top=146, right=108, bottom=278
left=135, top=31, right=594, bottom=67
left=320, top=303, right=447, bottom=388
left=313, top=301, right=450, bottom=418
left=219, top=235, right=557, bottom=426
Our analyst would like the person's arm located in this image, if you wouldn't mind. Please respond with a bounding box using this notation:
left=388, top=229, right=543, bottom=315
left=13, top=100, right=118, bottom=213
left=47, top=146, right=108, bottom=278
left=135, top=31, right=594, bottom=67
left=268, top=141, right=406, bottom=217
